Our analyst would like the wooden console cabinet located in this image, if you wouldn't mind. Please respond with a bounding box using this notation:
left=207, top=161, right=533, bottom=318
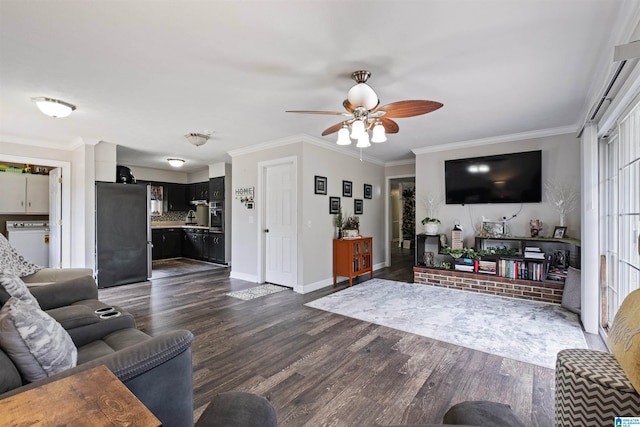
left=333, top=237, right=373, bottom=287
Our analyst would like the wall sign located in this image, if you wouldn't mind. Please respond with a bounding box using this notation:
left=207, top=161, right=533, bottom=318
left=235, top=186, right=254, bottom=208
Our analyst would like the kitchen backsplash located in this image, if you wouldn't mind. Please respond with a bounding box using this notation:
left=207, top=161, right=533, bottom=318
left=151, top=211, right=189, bottom=223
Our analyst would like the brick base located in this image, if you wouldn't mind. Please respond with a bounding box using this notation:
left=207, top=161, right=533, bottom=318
left=413, top=266, right=563, bottom=304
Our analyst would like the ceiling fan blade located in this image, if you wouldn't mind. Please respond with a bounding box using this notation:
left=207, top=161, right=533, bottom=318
left=343, top=99, right=355, bottom=113
left=321, top=122, right=345, bottom=136
left=379, top=118, right=399, bottom=134
left=286, top=110, right=351, bottom=116
left=376, top=100, right=443, bottom=118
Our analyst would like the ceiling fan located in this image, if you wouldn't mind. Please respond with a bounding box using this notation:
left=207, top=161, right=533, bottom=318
left=286, top=70, right=443, bottom=148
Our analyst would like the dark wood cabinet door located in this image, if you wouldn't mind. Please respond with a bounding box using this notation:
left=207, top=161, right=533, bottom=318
left=209, top=177, right=224, bottom=201
left=163, top=229, right=183, bottom=258
left=167, top=184, right=189, bottom=211
left=212, top=233, right=225, bottom=263
left=152, top=230, right=163, bottom=260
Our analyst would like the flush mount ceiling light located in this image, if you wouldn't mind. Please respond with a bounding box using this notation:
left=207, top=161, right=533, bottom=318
left=168, top=158, right=185, bottom=167
left=32, top=97, right=76, bottom=118
left=184, top=132, right=210, bottom=147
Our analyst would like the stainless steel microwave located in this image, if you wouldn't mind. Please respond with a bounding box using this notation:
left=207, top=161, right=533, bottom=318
left=209, top=201, right=224, bottom=231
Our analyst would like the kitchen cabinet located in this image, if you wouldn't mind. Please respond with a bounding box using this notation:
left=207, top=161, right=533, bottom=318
left=203, top=232, right=224, bottom=263
left=183, top=228, right=205, bottom=259
left=166, top=183, right=189, bottom=211
left=189, top=182, right=209, bottom=202
left=0, top=173, right=49, bottom=214
left=209, top=177, right=224, bottom=201
left=152, top=228, right=183, bottom=260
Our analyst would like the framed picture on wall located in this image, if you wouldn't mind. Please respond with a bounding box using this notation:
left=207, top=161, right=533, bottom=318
left=329, top=197, right=340, bottom=214
left=314, top=176, right=327, bottom=195
left=364, top=184, right=372, bottom=199
left=354, top=199, right=363, bottom=215
left=342, top=180, right=352, bottom=197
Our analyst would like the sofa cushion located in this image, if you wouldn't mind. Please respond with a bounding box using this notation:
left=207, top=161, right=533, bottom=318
left=0, top=349, right=22, bottom=394
left=561, top=267, right=581, bottom=314
left=0, top=233, right=43, bottom=277
left=0, top=273, right=40, bottom=309
left=608, top=287, right=640, bottom=393
left=0, top=297, right=77, bottom=382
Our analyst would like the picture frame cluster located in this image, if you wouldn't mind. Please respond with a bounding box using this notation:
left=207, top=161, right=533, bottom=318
left=314, top=176, right=372, bottom=216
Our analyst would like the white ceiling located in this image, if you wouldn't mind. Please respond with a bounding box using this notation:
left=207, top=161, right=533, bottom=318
left=0, top=1, right=635, bottom=172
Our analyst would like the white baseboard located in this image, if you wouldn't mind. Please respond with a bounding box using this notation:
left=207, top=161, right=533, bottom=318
left=229, top=271, right=259, bottom=283
left=298, top=263, right=387, bottom=294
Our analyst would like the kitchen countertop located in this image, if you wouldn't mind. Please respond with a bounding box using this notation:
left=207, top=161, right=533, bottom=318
left=151, top=222, right=210, bottom=230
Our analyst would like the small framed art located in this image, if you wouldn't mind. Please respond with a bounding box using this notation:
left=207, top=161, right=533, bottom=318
left=480, top=221, right=504, bottom=237
left=342, top=180, right=352, bottom=197
left=364, top=184, right=372, bottom=199
left=329, top=197, right=340, bottom=214
left=314, top=176, right=327, bottom=195
left=354, top=199, right=363, bottom=215
left=553, top=226, right=567, bottom=239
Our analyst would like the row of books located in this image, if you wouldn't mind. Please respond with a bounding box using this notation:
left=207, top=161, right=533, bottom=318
left=498, top=259, right=550, bottom=281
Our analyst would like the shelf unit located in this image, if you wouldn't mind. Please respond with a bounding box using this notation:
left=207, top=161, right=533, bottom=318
left=333, top=237, right=373, bottom=287
left=475, top=236, right=580, bottom=284
left=415, top=233, right=447, bottom=267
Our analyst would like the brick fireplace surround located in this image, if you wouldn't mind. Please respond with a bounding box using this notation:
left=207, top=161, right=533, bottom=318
left=413, top=266, right=563, bottom=304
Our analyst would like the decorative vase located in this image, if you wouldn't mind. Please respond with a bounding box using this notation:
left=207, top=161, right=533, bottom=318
left=424, top=223, right=438, bottom=235
left=423, top=251, right=434, bottom=267
left=559, top=213, right=565, bottom=226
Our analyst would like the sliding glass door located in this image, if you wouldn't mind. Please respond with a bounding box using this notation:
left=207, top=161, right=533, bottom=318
left=599, top=100, right=640, bottom=328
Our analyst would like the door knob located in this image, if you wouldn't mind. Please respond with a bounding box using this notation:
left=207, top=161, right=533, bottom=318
left=264, top=229, right=269, bottom=233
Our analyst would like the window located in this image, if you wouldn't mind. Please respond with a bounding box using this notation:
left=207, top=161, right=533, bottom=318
left=599, top=100, right=640, bottom=327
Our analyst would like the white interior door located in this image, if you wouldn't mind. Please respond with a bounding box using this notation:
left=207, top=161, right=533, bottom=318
left=48, top=168, right=62, bottom=268
left=264, top=161, right=296, bottom=287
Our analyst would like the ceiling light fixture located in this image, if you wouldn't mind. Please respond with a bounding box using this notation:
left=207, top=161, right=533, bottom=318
left=336, top=117, right=386, bottom=147
left=168, top=158, right=185, bottom=167
left=32, top=97, right=76, bottom=118
left=184, top=132, right=210, bottom=147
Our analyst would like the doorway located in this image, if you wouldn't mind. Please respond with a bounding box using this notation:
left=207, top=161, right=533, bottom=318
left=388, top=177, right=415, bottom=276
left=258, top=156, right=298, bottom=290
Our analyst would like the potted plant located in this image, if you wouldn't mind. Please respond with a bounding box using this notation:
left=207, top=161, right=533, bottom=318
left=335, top=207, right=344, bottom=239
left=343, top=215, right=360, bottom=238
left=421, top=217, right=441, bottom=235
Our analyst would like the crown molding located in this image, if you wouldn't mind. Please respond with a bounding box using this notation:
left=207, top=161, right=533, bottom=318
left=384, top=158, right=415, bottom=167
left=411, top=126, right=576, bottom=155
left=227, top=133, right=385, bottom=166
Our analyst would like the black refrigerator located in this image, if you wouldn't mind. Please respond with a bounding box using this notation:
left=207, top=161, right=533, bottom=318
left=96, top=182, right=151, bottom=288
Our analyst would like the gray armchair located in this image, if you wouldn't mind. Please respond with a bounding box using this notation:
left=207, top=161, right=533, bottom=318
left=0, top=275, right=195, bottom=427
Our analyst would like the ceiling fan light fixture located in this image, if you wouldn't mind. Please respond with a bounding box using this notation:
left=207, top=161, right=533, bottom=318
left=168, top=158, right=185, bottom=167
left=336, top=125, right=351, bottom=145
left=32, top=97, right=76, bottom=118
left=184, top=132, right=210, bottom=147
left=356, top=132, right=371, bottom=148
left=350, top=119, right=365, bottom=139
left=347, top=83, right=378, bottom=110
left=371, top=122, right=387, bottom=143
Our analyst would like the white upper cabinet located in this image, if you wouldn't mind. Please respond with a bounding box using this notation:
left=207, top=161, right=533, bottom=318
left=0, top=173, right=49, bottom=214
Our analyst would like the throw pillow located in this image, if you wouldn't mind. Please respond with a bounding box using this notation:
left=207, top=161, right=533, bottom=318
left=0, top=272, right=41, bottom=309
left=0, top=233, right=43, bottom=277
left=561, top=267, right=581, bottom=314
left=608, top=287, right=640, bottom=393
left=0, top=297, right=77, bottom=382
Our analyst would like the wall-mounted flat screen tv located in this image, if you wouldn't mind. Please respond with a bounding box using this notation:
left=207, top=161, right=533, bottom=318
left=445, top=150, right=542, bottom=204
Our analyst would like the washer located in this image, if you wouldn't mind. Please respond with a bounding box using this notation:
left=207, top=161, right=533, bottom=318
left=6, top=221, right=49, bottom=267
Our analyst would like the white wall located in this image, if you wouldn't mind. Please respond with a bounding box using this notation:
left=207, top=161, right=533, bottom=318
left=230, top=136, right=385, bottom=293
left=414, top=133, right=581, bottom=247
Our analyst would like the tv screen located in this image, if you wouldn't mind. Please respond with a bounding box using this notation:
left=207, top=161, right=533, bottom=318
left=445, top=150, right=542, bottom=204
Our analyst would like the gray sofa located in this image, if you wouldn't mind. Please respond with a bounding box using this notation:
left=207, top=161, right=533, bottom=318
left=0, top=275, right=195, bottom=427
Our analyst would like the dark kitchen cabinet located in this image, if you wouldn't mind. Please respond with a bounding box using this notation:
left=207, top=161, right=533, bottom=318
left=209, top=177, right=224, bottom=201
left=167, top=183, right=189, bottom=211
left=152, top=228, right=183, bottom=260
left=189, top=182, right=209, bottom=202
left=210, top=233, right=225, bottom=263
left=184, top=228, right=205, bottom=259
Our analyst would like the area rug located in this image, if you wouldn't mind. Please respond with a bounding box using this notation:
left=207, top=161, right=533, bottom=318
left=305, top=278, right=587, bottom=368
left=226, top=284, right=288, bottom=301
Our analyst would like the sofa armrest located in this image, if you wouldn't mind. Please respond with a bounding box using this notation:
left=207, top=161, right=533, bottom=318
left=0, top=329, right=195, bottom=427
left=28, top=276, right=98, bottom=310
left=22, top=268, right=94, bottom=285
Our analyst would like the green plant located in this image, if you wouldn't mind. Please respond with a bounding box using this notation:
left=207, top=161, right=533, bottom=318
left=442, top=247, right=482, bottom=260
left=421, top=217, right=441, bottom=225
left=335, top=207, right=343, bottom=229
left=401, top=187, right=415, bottom=239
left=343, top=215, right=359, bottom=231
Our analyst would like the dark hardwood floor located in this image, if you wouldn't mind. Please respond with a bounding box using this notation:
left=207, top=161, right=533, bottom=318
left=99, top=249, right=557, bottom=426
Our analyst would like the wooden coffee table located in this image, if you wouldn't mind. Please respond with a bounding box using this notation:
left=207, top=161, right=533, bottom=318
left=0, top=365, right=161, bottom=426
